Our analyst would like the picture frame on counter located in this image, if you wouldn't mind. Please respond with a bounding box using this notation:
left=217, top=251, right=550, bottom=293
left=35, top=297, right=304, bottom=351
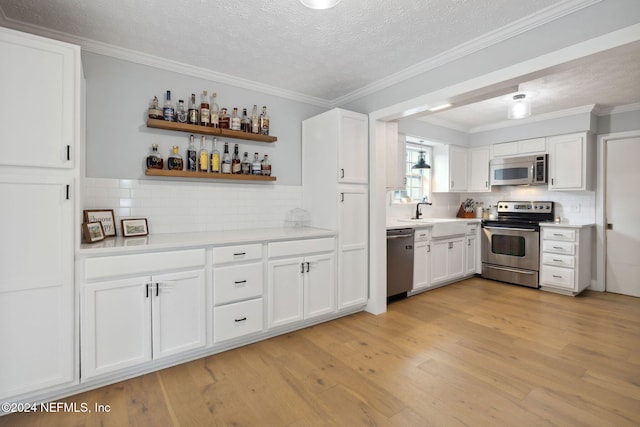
left=121, top=218, right=149, bottom=237
left=82, top=222, right=105, bottom=243
left=83, top=209, right=116, bottom=237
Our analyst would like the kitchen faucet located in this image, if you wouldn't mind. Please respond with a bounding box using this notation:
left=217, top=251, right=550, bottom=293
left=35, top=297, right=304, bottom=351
left=415, top=198, right=432, bottom=219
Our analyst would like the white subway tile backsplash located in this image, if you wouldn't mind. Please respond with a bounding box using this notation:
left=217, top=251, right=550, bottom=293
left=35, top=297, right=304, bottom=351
left=82, top=178, right=304, bottom=234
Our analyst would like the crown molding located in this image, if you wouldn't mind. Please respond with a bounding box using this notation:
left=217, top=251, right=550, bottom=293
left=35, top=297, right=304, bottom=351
left=594, top=102, right=640, bottom=116
left=332, top=0, right=602, bottom=106
left=0, top=11, right=333, bottom=109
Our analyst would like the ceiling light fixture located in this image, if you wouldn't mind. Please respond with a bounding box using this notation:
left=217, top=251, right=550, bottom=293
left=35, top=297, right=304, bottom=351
left=508, top=93, right=531, bottom=119
left=428, top=103, right=452, bottom=112
left=300, top=0, right=341, bottom=9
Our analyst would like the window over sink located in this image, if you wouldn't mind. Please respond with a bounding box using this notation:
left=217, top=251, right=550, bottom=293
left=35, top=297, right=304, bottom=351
left=393, top=142, right=432, bottom=203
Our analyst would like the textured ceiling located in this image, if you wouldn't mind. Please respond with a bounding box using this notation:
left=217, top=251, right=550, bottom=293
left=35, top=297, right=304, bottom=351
left=0, top=0, right=638, bottom=130
left=0, top=0, right=558, bottom=101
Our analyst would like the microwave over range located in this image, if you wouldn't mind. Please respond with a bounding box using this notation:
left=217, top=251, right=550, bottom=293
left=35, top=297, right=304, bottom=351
left=490, top=154, right=547, bottom=186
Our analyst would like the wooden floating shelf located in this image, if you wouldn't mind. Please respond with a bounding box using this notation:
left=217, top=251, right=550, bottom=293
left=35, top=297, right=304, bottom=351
left=145, top=168, right=276, bottom=182
left=147, top=119, right=277, bottom=143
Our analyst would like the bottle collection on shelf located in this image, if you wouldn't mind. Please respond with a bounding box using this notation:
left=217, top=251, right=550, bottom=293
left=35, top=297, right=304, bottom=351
left=149, top=90, right=270, bottom=136
left=146, top=135, right=271, bottom=176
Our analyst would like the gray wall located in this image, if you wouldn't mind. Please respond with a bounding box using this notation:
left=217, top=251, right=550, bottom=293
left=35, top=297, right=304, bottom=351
left=597, top=109, right=640, bottom=134
left=398, top=119, right=469, bottom=146
left=83, top=52, right=327, bottom=185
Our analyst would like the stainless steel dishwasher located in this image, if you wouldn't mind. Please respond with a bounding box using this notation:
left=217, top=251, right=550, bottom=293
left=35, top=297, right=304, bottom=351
left=387, top=228, right=414, bottom=298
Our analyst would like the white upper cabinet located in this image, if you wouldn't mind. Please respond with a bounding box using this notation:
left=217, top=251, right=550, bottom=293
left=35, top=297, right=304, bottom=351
left=338, top=109, right=369, bottom=184
left=468, top=146, right=492, bottom=192
left=548, top=132, right=594, bottom=191
left=0, top=27, right=80, bottom=169
left=433, top=144, right=468, bottom=192
left=493, top=138, right=546, bottom=158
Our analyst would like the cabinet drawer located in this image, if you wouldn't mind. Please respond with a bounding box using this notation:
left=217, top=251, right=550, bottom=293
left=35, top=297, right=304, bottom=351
left=542, top=240, right=575, bottom=255
left=542, top=252, right=575, bottom=269
left=213, top=298, right=263, bottom=343
left=466, top=224, right=478, bottom=235
left=541, top=265, right=575, bottom=289
left=213, top=263, right=263, bottom=305
left=268, top=238, right=334, bottom=258
left=414, top=228, right=430, bottom=242
left=85, top=249, right=205, bottom=280
left=212, top=244, right=262, bottom=264
left=542, top=228, right=576, bottom=242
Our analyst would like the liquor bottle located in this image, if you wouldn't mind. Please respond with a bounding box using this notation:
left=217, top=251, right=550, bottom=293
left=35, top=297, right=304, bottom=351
left=186, top=135, right=197, bottom=171
left=219, top=108, right=230, bottom=129
left=188, top=93, right=199, bottom=125
left=251, top=152, right=261, bottom=175
left=210, top=138, right=221, bottom=173
left=232, top=143, right=241, bottom=174
left=221, top=142, right=232, bottom=174
left=259, top=105, right=270, bottom=135
left=148, top=96, right=162, bottom=119
left=176, top=100, right=188, bottom=123
left=210, top=92, right=220, bottom=128
left=241, top=151, right=251, bottom=174
left=200, top=90, right=210, bottom=126
left=261, top=154, right=271, bottom=176
left=146, top=144, right=164, bottom=169
left=167, top=145, right=184, bottom=170
left=241, top=108, right=250, bottom=132
left=251, top=105, right=259, bottom=134
left=198, top=136, right=209, bottom=172
left=163, top=90, right=175, bottom=122
left=231, top=107, right=241, bottom=131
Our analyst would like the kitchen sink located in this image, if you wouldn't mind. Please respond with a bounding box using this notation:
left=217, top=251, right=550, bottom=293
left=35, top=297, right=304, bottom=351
left=397, top=218, right=468, bottom=238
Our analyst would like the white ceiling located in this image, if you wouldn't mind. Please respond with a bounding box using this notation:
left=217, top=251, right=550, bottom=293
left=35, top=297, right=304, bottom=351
left=1, top=0, right=638, bottom=130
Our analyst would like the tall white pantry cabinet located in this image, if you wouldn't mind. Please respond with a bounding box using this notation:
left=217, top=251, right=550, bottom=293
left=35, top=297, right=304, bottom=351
left=0, top=27, right=82, bottom=401
left=302, top=109, right=369, bottom=310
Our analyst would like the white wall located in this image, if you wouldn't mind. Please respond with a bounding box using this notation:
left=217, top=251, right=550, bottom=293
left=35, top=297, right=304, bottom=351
left=82, top=51, right=327, bottom=185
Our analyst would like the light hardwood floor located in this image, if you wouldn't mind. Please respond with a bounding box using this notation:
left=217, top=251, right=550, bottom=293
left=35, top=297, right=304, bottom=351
left=3, top=277, right=640, bottom=426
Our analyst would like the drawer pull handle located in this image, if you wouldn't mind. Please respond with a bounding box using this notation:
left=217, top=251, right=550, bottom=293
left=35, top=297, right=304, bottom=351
left=553, top=246, right=564, bottom=250
left=234, top=317, right=247, bottom=323
left=234, top=280, right=247, bottom=285
left=553, top=259, right=563, bottom=262
left=233, top=252, right=246, bottom=256
left=553, top=233, right=564, bottom=237
left=552, top=275, right=563, bottom=279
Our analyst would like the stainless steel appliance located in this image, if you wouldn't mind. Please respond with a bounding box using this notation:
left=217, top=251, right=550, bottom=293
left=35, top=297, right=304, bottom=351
left=490, top=154, right=547, bottom=186
left=481, top=201, right=554, bottom=288
left=387, top=228, right=414, bottom=298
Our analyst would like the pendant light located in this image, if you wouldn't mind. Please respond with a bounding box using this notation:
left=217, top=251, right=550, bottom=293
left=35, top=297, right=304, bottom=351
left=508, top=93, right=531, bottom=119
left=412, top=141, right=431, bottom=170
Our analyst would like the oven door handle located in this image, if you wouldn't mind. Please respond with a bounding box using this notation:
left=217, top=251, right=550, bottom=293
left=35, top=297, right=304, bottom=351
left=483, top=226, right=537, bottom=232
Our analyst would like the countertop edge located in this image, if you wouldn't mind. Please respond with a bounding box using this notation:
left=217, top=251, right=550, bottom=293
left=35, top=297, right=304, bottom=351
left=77, top=227, right=337, bottom=256
left=539, top=223, right=595, bottom=229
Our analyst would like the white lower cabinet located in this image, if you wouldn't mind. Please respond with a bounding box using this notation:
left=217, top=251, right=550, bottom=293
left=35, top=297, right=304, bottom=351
left=431, top=236, right=465, bottom=285
left=267, top=238, right=336, bottom=328
left=81, top=250, right=206, bottom=381
left=539, top=226, right=593, bottom=295
left=211, top=243, right=264, bottom=344
left=465, top=224, right=479, bottom=276
left=412, top=228, right=431, bottom=292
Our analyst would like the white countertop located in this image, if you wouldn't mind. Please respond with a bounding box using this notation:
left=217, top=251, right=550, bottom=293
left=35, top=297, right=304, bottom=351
left=386, top=217, right=481, bottom=230
left=78, top=226, right=337, bottom=256
left=539, top=222, right=595, bottom=229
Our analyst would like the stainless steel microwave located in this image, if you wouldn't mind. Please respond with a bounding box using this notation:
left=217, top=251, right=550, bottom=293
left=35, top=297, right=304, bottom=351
left=490, top=154, right=547, bottom=186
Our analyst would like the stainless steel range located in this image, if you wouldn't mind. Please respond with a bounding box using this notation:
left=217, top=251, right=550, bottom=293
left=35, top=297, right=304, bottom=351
left=481, top=201, right=554, bottom=288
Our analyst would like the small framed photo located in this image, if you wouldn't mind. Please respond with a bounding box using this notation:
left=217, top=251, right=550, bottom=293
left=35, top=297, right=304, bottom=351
left=82, top=222, right=105, bottom=243
left=83, top=209, right=116, bottom=237
left=121, top=218, right=149, bottom=237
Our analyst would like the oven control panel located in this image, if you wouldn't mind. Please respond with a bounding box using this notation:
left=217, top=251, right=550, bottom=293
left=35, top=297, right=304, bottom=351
left=497, top=201, right=553, bottom=213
